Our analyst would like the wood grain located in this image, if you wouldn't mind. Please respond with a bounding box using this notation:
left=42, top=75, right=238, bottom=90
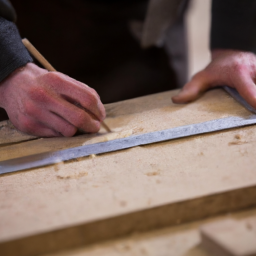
left=200, top=218, right=256, bottom=256
left=1, top=89, right=256, bottom=256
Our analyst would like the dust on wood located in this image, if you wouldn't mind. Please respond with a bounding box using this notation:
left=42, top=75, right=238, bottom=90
left=229, top=134, right=248, bottom=145
left=146, top=170, right=160, bottom=176
left=120, top=201, right=127, bottom=207
left=0, top=120, right=37, bottom=145
left=56, top=172, right=88, bottom=180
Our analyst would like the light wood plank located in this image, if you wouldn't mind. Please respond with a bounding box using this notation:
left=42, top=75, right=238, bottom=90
left=0, top=89, right=256, bottom=256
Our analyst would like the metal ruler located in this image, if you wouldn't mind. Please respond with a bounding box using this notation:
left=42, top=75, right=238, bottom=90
left=0, top=87, right=255, bottom=175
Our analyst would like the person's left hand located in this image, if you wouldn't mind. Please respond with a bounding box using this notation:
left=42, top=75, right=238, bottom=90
left=172, top=49, right=256, bottom=108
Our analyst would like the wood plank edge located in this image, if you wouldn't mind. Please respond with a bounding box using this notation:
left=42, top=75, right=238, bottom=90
left=1, top=184, right=256, bottom=256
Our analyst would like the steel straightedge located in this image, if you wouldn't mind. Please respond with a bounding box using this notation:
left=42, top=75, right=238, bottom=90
left=1, top=115, right=256, bottom=175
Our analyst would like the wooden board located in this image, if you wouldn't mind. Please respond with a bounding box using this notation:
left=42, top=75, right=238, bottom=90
left=0, top=88, right=250, bottom=160
left=1, top=89, right=256, bottom=256
left=200, top=217, right=256, bottom=256
left=0, top=120, right=37, bottom=145
left=41, top=209, right=256, bottom=256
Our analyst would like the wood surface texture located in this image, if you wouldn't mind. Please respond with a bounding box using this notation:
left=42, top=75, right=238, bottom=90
left=0, top=120, right=37, bottom=145
left=200, top=218, right=256, bottom=256
left=1, top=89, right=256, bottom=256
left=42, top=209, right=256, bottom=256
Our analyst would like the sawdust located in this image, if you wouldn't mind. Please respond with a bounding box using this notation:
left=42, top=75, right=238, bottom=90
left=235, top=134, right=242, bottom=140
left=140, top=248, right=148, bottom=255
left=56, top=172, right=88, bottom=179
left=146, top=170, right=160, bottom=176
left=103, top=130, right=133, bottom=141
left=132, top=127, right=144, bottom=134
left=239, top=149, right=248, bottom=156
left=229, top=134, right=248, bottom=145
left=229, top=141, right=248, bottom=146
left=1, top=89, right=252, bottom=162
left=120, top=201, right=127, bottom=207
left=54, top=162, right=64, bottom=172
left=0, top=120, right=37, bottom=145
left=82, top=129, right=133, bottom=146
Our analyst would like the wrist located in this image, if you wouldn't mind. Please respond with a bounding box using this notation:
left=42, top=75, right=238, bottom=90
left=0, top=64, right=28, bottom=107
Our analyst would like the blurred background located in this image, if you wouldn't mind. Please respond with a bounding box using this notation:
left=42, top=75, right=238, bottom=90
left=11, top=0, right=211, bottom=104
left=186, top=0, right=211, bottom=79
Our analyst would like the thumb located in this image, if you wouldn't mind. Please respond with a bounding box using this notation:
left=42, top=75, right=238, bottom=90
left=172, top=71, right=210, bottom=104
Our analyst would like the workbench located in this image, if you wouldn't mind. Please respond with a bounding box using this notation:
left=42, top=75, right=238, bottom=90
left=0, top=89, right=256, bottom=256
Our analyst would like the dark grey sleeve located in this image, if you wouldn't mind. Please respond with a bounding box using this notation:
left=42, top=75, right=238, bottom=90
left=0, top=0, right=33, bottom=83
left=210, top=0, right=256, bottom=53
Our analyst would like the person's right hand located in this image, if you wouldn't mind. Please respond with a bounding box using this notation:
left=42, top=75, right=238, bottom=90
left=0, top=63, right=106, bottom=137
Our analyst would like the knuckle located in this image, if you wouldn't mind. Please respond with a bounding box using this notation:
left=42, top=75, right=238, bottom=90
left=72, top=110, right=88, bottom=128
left=92, top=121, right=101, bottom=132
left=40, top=72, right=62, bottom=89
left=192, top=71, right=204, bottom=81
left=61, top=125, right=77, bottom=137
left=250, top=94, right=256, bottom=103
left=83, top=120, right=101, bottom=133
left=74, top=115, right=89, bottom=129
left=232, top=59, right=247, bottom=75
left=19, top=117, right=34, bottom=133
left=42, top=71, right=59, bottom=82
left=82, top=87, right=100, bottom=105
left=89, top=87, right=99, bottom=98
left=101, top=108, right=106, bottom=120
left=28, top=87, right=51, bottom=103
left=85, top=120, right=101, bottom=133
left=87, top=92, right=99, bottom=107
left=23, top=101, right=36, bottom=116
left=71, top=110, right=101, bottom=133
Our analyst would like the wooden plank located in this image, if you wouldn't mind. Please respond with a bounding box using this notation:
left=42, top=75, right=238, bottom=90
left=0, top=89, right=250, bottom=161
left=0, top=120, right=37, bottom=145
left=41, top=209, right=256, bottom=256
left=200, top=218, right=256, bottom=256
left=1, top=185, right=256, bottom=256
left=0, top=89, right=256, bottom=256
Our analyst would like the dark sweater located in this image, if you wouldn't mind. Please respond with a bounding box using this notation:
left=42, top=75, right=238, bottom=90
left=0, top=0, right=32, bottom=82
left=0, top=0, right=256, bottom=83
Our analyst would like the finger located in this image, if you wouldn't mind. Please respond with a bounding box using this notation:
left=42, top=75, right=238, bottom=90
left=48, top=98, right=102, bottom=133
left=46, top=112, right=77, bottom=137
left=15, top=115, right=61, bottom=137
left=172, top=71, right=210, bottom=104
left=56, top=72, right=90, bottom=89
left=28, top=88, right=102, bottom=133
left=42, top=72, right=105, bottom=121
left=62, top=85, right=106, bottom=122
left=28, top=107, right=78, bottom=137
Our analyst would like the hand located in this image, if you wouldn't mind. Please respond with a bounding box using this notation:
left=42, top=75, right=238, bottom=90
left=0, top=63, right=106, bottom=137
left=172, top=49, right=256, bottom=108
